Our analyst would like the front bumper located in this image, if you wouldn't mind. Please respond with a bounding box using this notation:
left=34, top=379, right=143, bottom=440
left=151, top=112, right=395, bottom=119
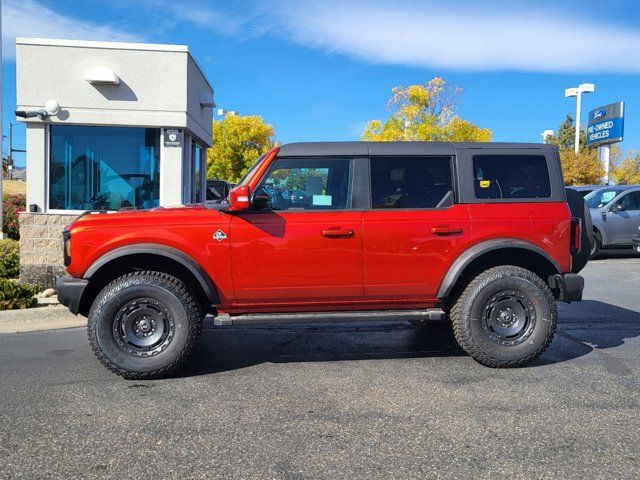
left=633, top=234, right=640, bottom=253
left=548, top=274, right=584, bottom=303
left=56, top=275, right=88, bottom=315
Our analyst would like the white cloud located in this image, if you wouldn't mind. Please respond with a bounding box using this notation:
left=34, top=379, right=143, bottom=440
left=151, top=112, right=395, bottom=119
left=253, top=0, right=640, bottom=73
left=2, top=0, right=142, bottom=60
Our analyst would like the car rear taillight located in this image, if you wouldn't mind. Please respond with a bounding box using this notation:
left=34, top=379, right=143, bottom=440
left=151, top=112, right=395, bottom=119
left=570, top=217, right=582, bottom=255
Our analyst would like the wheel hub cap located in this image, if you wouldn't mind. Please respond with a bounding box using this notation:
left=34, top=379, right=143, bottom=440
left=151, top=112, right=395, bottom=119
left=482, top=290, right=536, bottom=346
left=112, top=298, right=175, bottom=357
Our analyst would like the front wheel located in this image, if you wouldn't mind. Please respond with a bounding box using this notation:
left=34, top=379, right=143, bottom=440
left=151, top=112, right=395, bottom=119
left=88, top=271, right=203, bottom=379
left=450, top=266, right=557, bottom=368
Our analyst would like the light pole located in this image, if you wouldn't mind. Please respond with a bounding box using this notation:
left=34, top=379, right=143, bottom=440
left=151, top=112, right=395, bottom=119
left=564, top=83, right=595, bottom=154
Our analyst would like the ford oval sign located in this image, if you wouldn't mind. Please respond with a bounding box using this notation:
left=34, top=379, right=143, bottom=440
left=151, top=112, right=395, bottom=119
left=587, top=102, right=624, bottom=147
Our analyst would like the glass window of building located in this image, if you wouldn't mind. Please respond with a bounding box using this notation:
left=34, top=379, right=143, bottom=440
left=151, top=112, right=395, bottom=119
left=49, top=126, right=160, bottom=211
left=192, top=143, right=204, bottom=203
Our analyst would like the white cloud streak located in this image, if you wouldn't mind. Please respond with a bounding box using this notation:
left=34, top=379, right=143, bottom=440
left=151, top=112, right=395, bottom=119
left=235, top=0, right=640, bottom=73
left=2, top=0, right=142, bottom=60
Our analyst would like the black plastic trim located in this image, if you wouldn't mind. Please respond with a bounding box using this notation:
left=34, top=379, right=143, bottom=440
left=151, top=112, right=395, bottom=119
left=56, top=275, right=88, bottom=315
left=548, top=273, right=584, bottom=303
left=83, top=244, right=220, bottom=304
left=436, top=239, right=562, bottom=299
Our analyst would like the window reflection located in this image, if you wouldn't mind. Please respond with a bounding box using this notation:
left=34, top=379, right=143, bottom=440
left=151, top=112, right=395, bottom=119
left=49, top=126, right=160, bottom=211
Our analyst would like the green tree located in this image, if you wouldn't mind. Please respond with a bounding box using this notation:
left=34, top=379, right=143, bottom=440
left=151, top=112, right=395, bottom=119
left=206, top=115, right=276, bottom=183
left=546, top=114, right=586, bottom=152
left=362, top=78, right=492, bottom=142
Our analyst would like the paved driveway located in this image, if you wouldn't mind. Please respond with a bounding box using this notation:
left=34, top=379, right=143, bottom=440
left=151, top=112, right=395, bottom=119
left=1, top=253, right=639, bottom=479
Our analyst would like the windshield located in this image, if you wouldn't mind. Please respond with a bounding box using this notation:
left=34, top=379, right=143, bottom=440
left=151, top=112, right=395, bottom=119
left=585, top=187, right=624, bottom=208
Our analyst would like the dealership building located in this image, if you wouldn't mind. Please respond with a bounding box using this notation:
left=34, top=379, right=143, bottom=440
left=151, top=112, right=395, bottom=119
left=15, top=37, right=214, bottom=286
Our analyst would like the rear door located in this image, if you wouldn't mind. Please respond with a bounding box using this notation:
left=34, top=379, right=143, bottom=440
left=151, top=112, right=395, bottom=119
left=607, top=190, right=640, bottom=245
left=230, top=156, right=363, bottom=305
left=362, top=155, right=470, bottom=303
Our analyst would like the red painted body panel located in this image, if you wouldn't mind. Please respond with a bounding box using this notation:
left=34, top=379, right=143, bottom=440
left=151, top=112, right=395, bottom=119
left=362, top=205, right=471, bottom=302
left=229, top=211, right=363, bottom=304
left=65, top=145, right=573, bottom=315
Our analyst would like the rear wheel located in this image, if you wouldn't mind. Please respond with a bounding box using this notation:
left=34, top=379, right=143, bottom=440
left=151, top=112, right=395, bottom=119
left=88, top=271, right=203, bottom=379
left=450, top=266, right=556, bottom=368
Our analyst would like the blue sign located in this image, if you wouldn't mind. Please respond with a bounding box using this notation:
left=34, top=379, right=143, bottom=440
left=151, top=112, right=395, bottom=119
left=586, top=102, right=624, bottom=147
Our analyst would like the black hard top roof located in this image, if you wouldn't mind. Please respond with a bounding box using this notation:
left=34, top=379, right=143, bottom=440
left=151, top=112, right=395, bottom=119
left=278, top=141, right=556, bottom=157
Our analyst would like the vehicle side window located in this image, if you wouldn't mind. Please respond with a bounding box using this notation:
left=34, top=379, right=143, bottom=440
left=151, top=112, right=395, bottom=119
left=473, top=155, right=551, bottom=199
left=370, top=156, right=453, bottom=209
left=253, top=157, right=352, bottom=211
left=615, top=191, right=640, bottom=211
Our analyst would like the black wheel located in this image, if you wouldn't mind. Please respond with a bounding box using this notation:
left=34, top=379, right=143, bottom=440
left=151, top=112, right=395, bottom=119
left=590, top=233, right=601, bottom=259
left=88, top=271, right=203, bottom=379
left=450, top=266, right=557, bottom=368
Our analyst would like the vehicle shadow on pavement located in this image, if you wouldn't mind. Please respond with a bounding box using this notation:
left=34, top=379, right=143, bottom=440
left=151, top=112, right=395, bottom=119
left=181, top=322, right=466, bottom=377
left=179, top=299, right=640, bottom=376
left=532, top=300, right=640, bottom=367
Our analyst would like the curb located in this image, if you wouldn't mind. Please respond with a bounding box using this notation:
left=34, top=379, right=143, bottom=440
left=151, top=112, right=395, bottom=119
left=0, top=304, right=86, bottom=334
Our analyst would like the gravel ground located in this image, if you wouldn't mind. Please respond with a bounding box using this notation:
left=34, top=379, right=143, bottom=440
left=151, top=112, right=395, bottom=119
left=0, top=252, right=638, bottom=479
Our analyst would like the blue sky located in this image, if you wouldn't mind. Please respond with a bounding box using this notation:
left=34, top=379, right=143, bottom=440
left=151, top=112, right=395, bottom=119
left=3, top=0, right=640, bottom=167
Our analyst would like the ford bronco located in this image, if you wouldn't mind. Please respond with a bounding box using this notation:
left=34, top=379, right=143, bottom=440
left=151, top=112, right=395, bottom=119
left=57, top=142, right=589, bottom=378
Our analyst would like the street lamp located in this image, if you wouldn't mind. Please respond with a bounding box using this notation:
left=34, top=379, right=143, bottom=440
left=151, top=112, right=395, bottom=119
left=564, top=83, right=595, bottom=154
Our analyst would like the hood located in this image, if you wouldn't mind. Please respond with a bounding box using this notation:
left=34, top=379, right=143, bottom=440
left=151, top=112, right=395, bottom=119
left=69, top=204, right=224, bottom=230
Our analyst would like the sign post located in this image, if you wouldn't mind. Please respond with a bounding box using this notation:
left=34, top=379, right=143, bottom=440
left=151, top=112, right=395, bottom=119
left=586, top=102, right=624, bottom=184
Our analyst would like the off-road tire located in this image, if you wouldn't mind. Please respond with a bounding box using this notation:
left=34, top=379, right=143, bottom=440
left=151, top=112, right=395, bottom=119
left=450, top=266, right=557, bottom=368
left=88, top=271, right=203, bottom=379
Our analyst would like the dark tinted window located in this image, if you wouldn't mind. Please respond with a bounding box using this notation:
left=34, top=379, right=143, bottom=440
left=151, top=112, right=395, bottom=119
left=473, top=155, right=551, bottom=199
left=254, top=157, right=352, bottom=210
left=370, top=156, right=452, bottom=209
left=615, top=191, right=640, bottom=211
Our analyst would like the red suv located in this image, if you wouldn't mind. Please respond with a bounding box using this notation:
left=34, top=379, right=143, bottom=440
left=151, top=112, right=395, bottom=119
left=57, top=142, right=588, bottom=378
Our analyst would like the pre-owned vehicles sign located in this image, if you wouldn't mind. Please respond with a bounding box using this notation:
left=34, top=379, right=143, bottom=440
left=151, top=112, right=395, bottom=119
left=586, top=102, right=624, bottom=147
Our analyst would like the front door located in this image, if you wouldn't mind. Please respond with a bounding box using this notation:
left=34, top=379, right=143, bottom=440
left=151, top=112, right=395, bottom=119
left=230, top=156, right=363, bottom=307
left=362, top=155, right=470, bottom=303
left=608, top=190, right=640, bottom=245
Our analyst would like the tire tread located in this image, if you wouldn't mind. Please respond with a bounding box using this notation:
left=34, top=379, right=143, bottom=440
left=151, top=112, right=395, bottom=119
left=87, top=271, right=202, bottom=380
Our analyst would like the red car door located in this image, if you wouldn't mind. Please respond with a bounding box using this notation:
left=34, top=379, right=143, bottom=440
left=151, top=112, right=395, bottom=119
left=230, top=156, right=363, bottom=308
left=363, top=155, right=470, bottom=305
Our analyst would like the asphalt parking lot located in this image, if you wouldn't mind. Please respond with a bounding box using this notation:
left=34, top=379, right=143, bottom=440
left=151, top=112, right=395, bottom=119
left=1, top=252, right=639, bottom=479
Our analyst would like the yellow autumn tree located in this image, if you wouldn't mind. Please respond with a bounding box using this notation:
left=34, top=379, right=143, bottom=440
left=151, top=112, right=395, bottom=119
left=613, top=153, right=640, bottom=184
left=207, top=114, right=276, bottom=183
left=362, top=78, right=492, bottom=142
left=559, top=148, right=604, bottom=186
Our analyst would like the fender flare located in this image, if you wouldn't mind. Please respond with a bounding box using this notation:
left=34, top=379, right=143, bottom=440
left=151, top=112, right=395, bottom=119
left=84, top=243, right=219, bottom=304
left=436, top=239, right=561, bottom=299
left=592, top=224, right=606, bottom=246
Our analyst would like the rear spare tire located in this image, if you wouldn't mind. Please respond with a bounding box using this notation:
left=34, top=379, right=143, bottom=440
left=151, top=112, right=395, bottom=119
left=88, top=271, right=203, bottom=379
left=450, top=266, right=557, bottom=368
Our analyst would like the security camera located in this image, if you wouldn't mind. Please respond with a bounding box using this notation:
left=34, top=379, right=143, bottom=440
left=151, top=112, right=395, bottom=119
left=14, top=100, right=61, bottom=120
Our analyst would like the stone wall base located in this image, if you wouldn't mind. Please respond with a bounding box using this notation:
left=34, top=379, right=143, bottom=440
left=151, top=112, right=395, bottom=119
left=20, top=264, right=67, bottom=289
left=19, top=212, right=79, bottom=289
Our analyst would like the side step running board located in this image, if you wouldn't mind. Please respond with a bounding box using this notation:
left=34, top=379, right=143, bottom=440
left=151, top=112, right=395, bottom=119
left=213, top=309, right=446, bottom=326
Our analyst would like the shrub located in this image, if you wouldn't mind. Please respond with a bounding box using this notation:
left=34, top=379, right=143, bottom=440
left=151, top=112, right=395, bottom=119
left=2, top=193, right=26, bottom=240
left=0, top=239, right=20, bottom=279
left=0, top=278, right=40, bottom=310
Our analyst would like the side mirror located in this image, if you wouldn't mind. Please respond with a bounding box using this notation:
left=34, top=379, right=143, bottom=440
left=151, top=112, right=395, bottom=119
left=613, top=203, right=625, bottom=212
left=227, top=185, right=251, bottom=212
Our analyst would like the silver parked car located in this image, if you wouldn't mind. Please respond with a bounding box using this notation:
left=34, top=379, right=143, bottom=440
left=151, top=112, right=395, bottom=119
left=586, top=185, right=640, bottom=257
